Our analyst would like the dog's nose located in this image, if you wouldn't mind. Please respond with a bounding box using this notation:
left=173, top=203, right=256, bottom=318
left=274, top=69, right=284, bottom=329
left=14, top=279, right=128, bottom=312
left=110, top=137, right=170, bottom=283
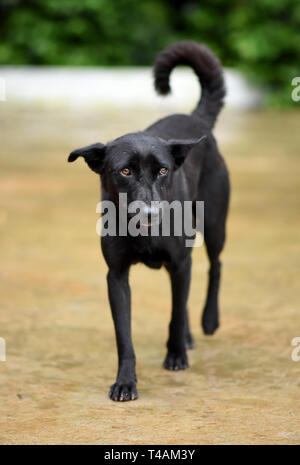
left=141, top=204, right=160, bottom=226
left=142, top=205, right=159, bottom=216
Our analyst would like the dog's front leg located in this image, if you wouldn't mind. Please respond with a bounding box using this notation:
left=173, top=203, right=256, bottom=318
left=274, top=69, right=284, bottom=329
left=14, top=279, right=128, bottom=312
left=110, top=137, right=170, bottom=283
left=107, top=268, right=137, bottom=401
left=164, top=255, right=192, bottom=370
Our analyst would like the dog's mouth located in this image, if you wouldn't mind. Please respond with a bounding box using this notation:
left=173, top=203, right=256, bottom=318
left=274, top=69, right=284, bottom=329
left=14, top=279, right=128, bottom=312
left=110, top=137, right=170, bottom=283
left=126, top=206, right=162, bottom=228
left=138, top=216, right=160, bottom=227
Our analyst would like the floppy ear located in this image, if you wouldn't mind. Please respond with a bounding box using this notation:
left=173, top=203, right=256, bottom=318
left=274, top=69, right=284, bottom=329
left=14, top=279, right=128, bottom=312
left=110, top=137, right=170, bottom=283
left=68, top=142, right=106, bottom=174
left=165, top=135, right=206, bottom=169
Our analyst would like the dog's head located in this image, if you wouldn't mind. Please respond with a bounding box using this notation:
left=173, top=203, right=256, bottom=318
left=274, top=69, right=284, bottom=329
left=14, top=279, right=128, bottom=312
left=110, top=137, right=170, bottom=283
left=68, top=133, right=205, bottom=217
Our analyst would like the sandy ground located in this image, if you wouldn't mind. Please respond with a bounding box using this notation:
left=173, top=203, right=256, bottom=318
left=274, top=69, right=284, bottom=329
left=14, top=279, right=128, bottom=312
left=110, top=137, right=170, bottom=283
left=0, top=104, right=299, bottom=444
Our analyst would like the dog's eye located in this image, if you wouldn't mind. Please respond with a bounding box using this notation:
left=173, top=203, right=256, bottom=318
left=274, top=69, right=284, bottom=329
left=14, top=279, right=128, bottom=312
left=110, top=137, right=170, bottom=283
left=120, top=168, right=131, bottom=176
left=159, top=167, right=168, bottom=176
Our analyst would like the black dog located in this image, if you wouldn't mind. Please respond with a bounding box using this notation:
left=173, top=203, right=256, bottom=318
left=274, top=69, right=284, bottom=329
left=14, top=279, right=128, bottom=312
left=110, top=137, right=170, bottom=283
left=68, top=41, right=230, bottom=401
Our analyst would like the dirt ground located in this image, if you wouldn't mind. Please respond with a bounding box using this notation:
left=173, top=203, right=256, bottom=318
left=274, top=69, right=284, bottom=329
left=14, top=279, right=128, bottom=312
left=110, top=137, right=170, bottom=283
left=0, top=104, right=299, bottom=444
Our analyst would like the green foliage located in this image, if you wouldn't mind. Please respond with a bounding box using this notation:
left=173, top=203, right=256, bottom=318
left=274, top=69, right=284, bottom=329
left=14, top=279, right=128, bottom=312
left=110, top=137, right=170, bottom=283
left=0, top=0, right=299, bottom=106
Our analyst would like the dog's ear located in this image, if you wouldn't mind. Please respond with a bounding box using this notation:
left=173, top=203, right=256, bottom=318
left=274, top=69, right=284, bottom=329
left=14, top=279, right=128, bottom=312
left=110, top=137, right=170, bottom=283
left=68, top=142, right=106, bottom=174
left=165, top=135, right=206, bottom=169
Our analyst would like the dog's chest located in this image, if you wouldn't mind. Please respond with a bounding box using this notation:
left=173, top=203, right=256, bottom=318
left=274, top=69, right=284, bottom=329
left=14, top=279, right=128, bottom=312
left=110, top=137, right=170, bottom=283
left=130, top=237, right=168, bottom=269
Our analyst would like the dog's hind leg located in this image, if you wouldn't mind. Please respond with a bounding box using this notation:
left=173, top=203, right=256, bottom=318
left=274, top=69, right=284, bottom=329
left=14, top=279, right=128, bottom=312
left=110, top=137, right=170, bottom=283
left=164, top=255, right=192, bottom=370
left=185, top=307, right=195, bottom=349
left=200, top=158, right=229, bottom=335
left=202, top=227, right=225, bottom=335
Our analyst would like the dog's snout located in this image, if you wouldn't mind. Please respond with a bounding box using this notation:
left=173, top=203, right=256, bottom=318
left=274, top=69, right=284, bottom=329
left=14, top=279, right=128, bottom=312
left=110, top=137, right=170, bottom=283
left=142, top=205, right=160, bottom=218
left=139, top=204, right=160, bottom=226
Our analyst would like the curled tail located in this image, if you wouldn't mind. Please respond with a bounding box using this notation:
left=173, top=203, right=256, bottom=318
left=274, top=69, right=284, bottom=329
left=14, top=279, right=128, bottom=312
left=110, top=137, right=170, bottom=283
left=154, top=41, right=226, bottom=129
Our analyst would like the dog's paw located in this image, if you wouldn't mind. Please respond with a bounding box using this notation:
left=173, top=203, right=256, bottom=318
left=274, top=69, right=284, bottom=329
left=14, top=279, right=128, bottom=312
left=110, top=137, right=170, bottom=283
left=163, top=352, right=189, bottom=370
left=185, top=332, right=195, bottom=350
left=109, top=381, right=138, bottom=402
left=202, top=313, right=219, bottom=335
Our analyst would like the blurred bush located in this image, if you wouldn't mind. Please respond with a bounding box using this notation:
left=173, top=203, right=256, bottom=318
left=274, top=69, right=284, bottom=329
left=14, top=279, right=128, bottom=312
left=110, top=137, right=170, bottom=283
left=0, top=0, right=299, bottom=106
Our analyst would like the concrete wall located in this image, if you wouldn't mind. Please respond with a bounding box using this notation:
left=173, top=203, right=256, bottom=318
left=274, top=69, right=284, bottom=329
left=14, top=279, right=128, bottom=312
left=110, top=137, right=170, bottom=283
left=0, top=67, right=262, bottom=110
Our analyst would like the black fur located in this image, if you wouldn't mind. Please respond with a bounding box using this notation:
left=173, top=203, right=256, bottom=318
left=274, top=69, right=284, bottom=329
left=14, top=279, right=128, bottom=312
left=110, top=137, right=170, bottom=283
left=68, top=41, right=230, bottom=401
